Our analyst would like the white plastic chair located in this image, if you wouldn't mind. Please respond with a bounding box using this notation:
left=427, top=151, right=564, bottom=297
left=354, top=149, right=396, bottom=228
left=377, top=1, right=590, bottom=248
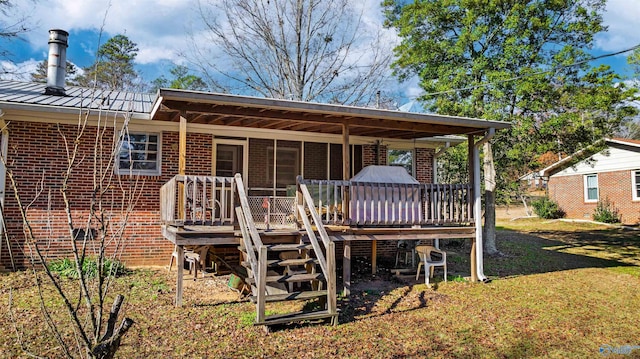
left=168, top=245, right=209, bottom=279
left=416, top=245, right=447, bottom=286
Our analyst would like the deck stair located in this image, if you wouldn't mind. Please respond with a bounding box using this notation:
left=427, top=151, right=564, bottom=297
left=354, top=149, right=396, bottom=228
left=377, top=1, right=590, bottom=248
left=234, top=174, right=338, bottom=327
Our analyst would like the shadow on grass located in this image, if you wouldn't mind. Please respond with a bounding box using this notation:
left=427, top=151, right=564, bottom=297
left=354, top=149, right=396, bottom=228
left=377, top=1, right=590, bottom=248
left=336, top=228, right=640, bottom=324
left=485, top=229, right=640, bottom=278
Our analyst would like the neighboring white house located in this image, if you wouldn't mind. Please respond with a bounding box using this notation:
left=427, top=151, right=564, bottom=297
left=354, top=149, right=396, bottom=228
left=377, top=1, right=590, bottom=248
left=541, top=138, right=640, bottom=225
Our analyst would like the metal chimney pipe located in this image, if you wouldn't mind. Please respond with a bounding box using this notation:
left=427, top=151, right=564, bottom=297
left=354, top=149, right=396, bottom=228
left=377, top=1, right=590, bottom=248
left=44, top=29, right=69, bottom=96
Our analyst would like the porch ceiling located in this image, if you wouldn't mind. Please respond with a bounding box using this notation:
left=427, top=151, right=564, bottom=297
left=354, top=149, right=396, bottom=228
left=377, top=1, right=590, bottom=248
left=151, top=89, right=510, bottom=139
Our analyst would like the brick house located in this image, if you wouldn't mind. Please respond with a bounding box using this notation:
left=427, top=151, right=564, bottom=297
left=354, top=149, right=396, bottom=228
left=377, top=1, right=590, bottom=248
left=0, top=31, right=511, bottom=287
left=542, top=138, right=640, bottom=225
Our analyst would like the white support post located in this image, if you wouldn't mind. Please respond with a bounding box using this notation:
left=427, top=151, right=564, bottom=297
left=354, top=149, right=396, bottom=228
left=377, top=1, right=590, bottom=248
left=473, top=128, right=495, bottom=282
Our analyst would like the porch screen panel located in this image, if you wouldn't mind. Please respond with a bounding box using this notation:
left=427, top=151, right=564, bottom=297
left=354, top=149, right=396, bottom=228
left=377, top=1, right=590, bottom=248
left=267, top=140, right=301, bottom=189
left=304, top=142, right=328, bottom=180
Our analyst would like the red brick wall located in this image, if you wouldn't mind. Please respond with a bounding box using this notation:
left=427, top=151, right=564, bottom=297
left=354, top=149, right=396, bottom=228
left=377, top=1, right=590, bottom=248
left=416, top=148, right=435, bottom=183
left=0, top=121, right=215, bottom=268
left=363, top=144, right=387, bottom=166
left=548, top=170, right=640, bottom=225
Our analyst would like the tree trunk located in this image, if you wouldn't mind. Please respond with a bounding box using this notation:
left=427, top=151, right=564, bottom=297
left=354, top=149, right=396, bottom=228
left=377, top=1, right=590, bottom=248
left=482, top=142, right=499, bottom=255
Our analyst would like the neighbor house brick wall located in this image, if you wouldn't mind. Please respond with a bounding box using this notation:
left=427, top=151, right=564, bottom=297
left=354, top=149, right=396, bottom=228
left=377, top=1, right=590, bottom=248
left=548, top=170, right=640, bottom=225
left=0, top=121, right=214, bottom=269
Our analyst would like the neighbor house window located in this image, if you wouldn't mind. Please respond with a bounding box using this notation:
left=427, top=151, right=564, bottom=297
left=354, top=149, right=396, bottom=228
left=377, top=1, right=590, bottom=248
left=584, top=174, right=598, bottom=202
left=633, top=170, right=640, bottom=201
left=117, top=132, right=161, bottom=175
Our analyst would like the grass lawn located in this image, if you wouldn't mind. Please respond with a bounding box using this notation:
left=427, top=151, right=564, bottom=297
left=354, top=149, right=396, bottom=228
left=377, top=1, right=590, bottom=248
left=1, top=219, right=639, bottom=358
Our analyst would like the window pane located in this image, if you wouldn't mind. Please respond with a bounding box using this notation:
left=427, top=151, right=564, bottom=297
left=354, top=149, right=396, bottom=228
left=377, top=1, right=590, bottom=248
left=586, top=175, right=598, bottom=200
left=635, top=171, right=640, bottom=197
left=118, top=132, right=160, bottom=174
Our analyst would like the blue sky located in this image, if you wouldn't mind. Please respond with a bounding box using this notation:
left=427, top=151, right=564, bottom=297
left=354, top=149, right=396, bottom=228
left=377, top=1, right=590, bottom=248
left=1, top=0, right=639, bottom=100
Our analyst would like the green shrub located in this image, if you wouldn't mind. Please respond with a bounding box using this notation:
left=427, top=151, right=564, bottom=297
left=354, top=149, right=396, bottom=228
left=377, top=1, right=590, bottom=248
left=531, top=197, right=565, bottom=219
left=48, top=257, right=128, bottom=279
left=592, top=198, right=621, bottom=224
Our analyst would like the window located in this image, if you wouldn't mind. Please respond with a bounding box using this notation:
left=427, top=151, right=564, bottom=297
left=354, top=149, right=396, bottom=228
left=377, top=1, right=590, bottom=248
left=388, top=149, right=414, bottom=176
left=117, top=132, right=161, bottom=175
left=633, top=170, right=640, bottom=201
left=267, top=147, right=299, bottom=187
left=584, top=174, right=598, bottom=202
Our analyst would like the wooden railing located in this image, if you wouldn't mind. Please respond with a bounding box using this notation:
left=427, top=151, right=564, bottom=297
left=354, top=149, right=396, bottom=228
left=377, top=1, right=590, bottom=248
left=159, top=175, right=236, bottom=225
left=297, top=177, right=472, bottom=226
left=297, top=180, right=337, bottom=318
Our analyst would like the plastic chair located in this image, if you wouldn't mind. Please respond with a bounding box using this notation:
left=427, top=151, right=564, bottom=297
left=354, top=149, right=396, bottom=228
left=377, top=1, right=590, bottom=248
left=395, top=240, right=418, bottom=268
left=416, top=245, right=447, bottom=286
left=168, top=245, right=209, bottom=279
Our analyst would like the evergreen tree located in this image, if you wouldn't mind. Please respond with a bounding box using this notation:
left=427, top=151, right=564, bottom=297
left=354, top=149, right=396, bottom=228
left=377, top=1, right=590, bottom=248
left=76, top=34, right=141, bottom=91
left=151, top=65, right=208, bottom=92
left=30, top=59, right=78, bottom=85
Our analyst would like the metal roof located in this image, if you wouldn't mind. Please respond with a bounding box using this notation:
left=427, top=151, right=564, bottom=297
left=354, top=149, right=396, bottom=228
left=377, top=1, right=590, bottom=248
left=0, top=79, right=155, bottom=117
left=152, top=88, right=511, bottom=139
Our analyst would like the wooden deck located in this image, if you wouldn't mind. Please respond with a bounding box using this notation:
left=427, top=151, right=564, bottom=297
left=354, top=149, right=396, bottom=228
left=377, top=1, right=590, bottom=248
left=162, top=225, right=300, bottom=246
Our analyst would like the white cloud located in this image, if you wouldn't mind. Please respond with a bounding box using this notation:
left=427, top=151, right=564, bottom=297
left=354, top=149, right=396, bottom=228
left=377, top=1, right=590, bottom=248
left=595, top=0, right=640, bottom=52
left=0, top=59, right=39, bottom=81
left=17, top=0, right=199, bottom=64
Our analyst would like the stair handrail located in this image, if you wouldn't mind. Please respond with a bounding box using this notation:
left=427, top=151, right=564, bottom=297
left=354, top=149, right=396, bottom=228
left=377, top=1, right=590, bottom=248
left=297, top=177, right=337, bottom=317
left=235, top=206, right=258, bottom=281
left=234, top=173, right=268, bottom=323
left=234, top=174, right=264, bottom=249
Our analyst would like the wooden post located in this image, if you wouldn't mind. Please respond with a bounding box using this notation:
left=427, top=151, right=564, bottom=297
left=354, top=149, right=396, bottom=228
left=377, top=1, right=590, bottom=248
left=176, top=245, right=184, bottom=307
left=327, top=241, right=337, bottom=324
left=257, top=246, right=267, bottom=324
left=342, top=123, right=352, bottom=295
left=343, top=240, right=351, bottom=296
left=342, top=123, right=351, bottom=223
left=177, top=115, right=187, bottom=220
left=371, top=240, right=377, bottom=274
left=468, top=135, right=478, bottom=282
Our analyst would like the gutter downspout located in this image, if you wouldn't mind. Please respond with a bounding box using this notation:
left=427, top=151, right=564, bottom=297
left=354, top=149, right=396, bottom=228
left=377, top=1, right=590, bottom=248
left=473, top=128, right=495, bottom=282
left=432, top=142, right=450, bottom=250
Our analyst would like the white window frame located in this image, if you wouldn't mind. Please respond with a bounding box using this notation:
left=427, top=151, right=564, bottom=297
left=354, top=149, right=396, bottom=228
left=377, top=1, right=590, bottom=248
left=116, top=132, right=162, bottom=176
left=584, top=173, right=598, bottom=203
left=632, top=170, right=640, bottom=201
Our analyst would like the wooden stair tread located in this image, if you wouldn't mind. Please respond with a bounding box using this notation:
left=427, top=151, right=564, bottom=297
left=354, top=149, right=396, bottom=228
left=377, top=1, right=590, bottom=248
left=256, top=309, right=338, bottom=326
left=246, top=272, right=324, bottom=284
left=241, top=258, right=319, bottom=268
left=238, top=243, right=314, bottom=252
left=249, top=290, right=328, bottom=303
left=265, top=243, right=315, bottom=251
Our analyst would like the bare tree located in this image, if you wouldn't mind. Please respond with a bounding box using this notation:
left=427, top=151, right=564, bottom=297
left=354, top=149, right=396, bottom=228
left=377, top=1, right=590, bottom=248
left=189, top=0, right=393, bottom=105
left=3, top=96, right=143, bottom=358
left=0, top=0, right=35, bottom=76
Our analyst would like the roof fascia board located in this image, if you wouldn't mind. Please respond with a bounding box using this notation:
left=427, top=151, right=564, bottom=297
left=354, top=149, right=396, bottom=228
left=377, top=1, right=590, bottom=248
left=0, top=102, right=150, bottom=120
left=607, top=138, right=640, bottom=149
left=1, top=108, right=456, bottom=147
left=158, top=89, right=511, bottom=130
